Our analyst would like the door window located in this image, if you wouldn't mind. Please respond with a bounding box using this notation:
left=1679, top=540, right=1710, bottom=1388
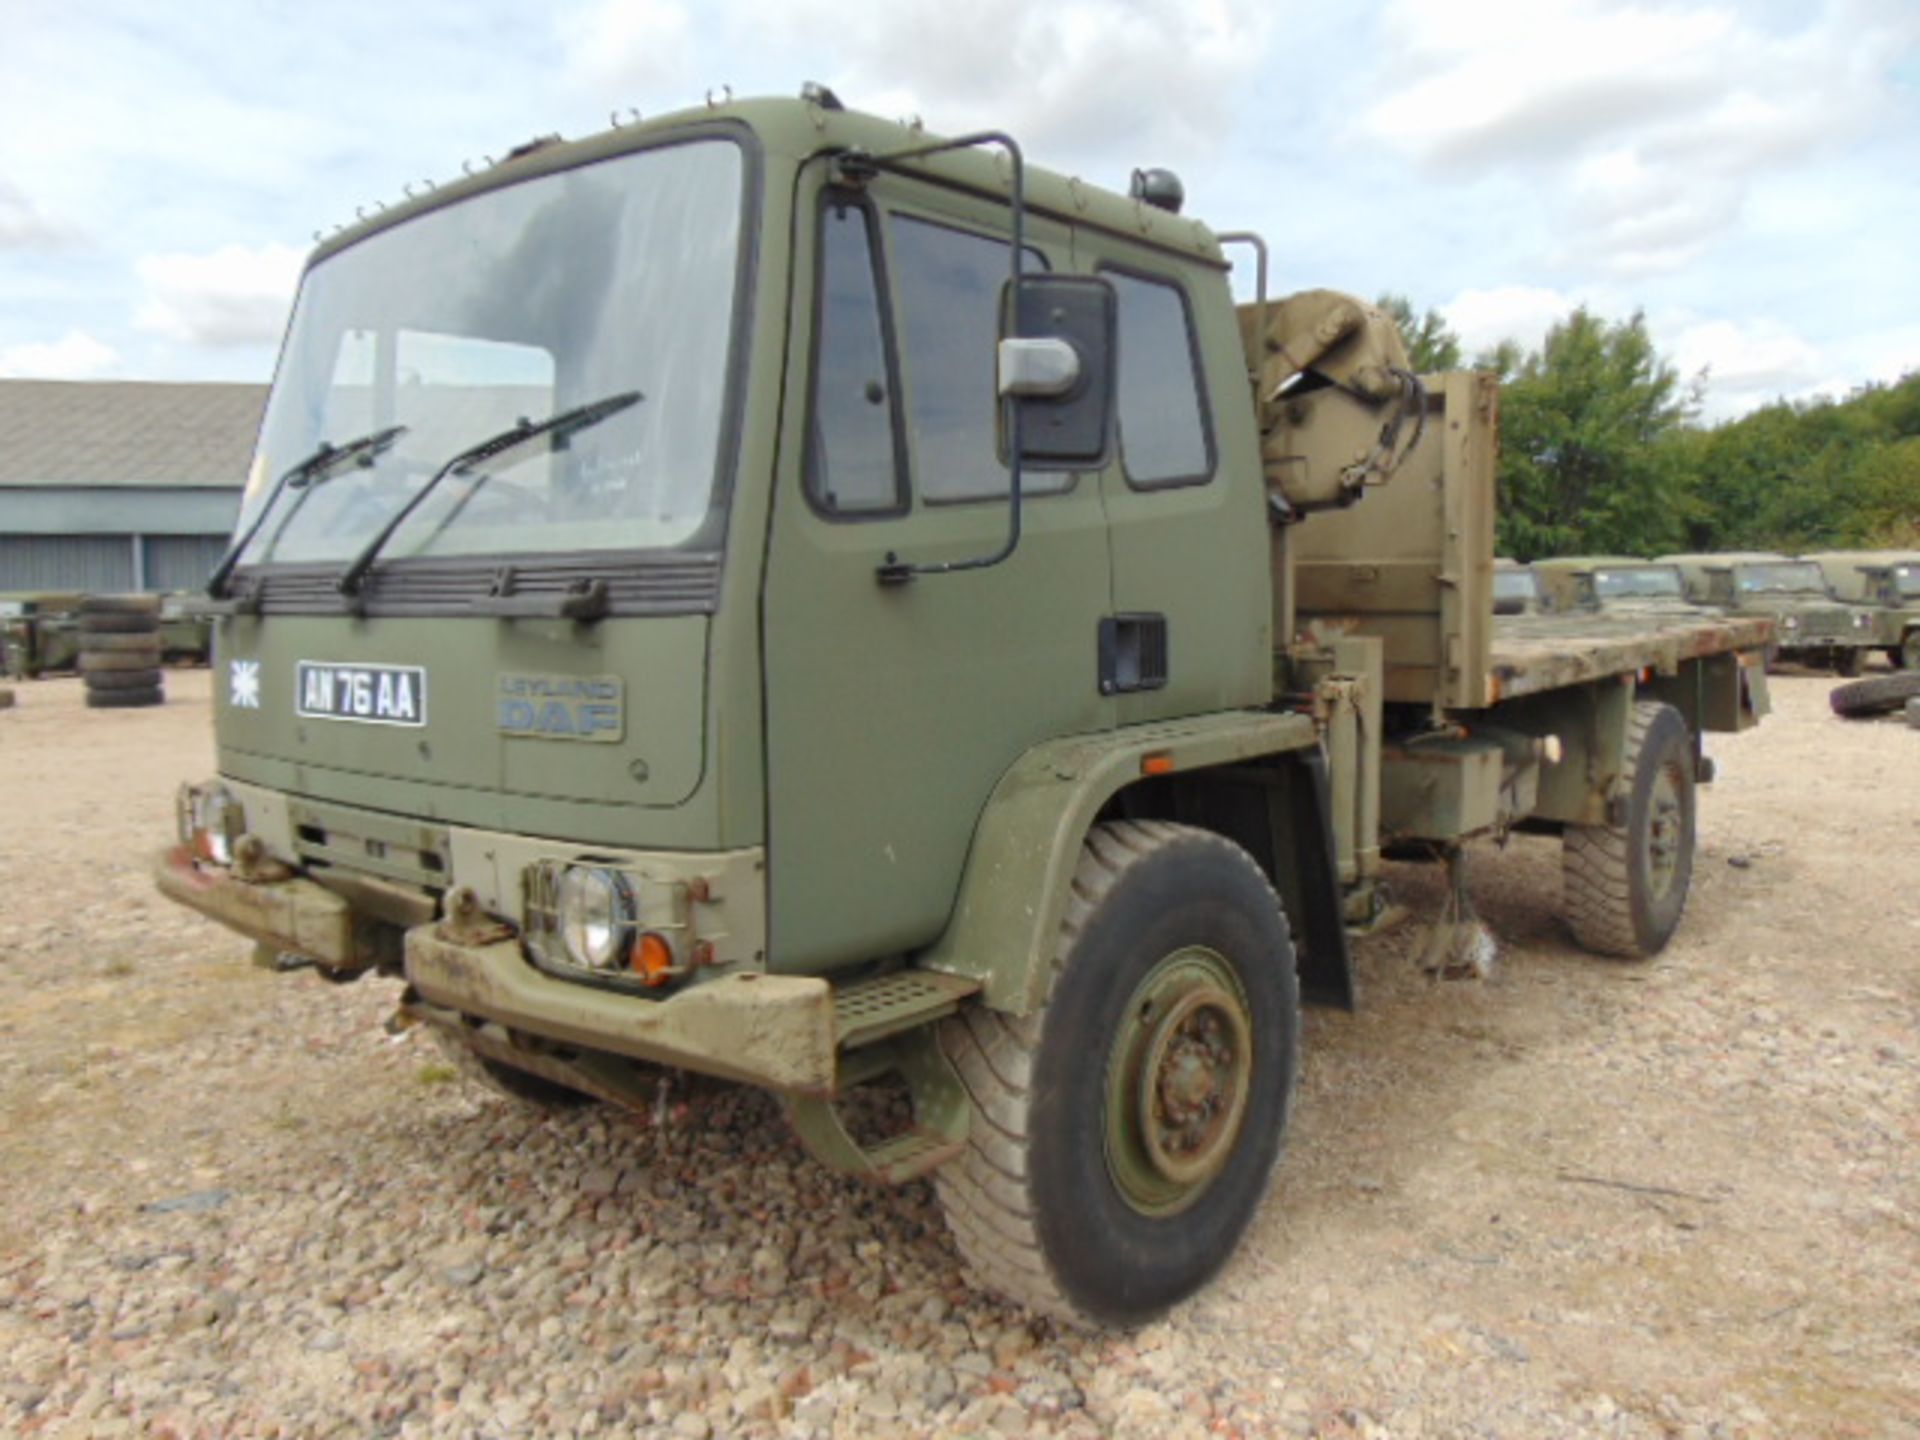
left=806, top=199, right=905, bottom=516
left=887, top=215, right=1069, bottom=502
left=1106, top=269, right=1213, bottom=488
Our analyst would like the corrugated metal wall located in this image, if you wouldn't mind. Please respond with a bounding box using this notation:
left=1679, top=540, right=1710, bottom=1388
left=143, top=534, right=227, bottom=591
left=0, top=534, right=134, bottom=592
left=0, top=533, right=230, bottom=592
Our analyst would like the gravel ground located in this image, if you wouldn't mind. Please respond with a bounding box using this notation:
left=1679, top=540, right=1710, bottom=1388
left=1, top=667, right=1916, bottom=1439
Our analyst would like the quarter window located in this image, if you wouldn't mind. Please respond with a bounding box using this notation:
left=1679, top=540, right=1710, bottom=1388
left=887, top=215, right=1068, bottom=502
left=806, top=199, right=903, bottom=515
left=1107, top=270, right=1212, bottom=487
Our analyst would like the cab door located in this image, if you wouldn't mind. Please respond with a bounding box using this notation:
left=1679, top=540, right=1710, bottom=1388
left=761, top=176, right=1113, bottom=972
left=1068, top=239, right=1271, bottom=723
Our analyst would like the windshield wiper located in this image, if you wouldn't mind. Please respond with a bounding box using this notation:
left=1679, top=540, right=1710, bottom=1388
left=207, top=425, right=409, bottom=598
left=335, top=390, right=644, bottom=601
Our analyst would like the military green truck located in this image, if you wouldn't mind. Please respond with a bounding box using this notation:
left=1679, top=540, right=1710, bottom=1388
left=157, top=592, right=216, bottom=666
left=0, top=592, right=84, bottom=678
left=1663, top=551, right=1876, bottom=675
left=1532, top=557, right=1699, bottom=618
left=156, top=91, right=1772, bottom=1327
left=1802, top=550, right=1920, bottom=670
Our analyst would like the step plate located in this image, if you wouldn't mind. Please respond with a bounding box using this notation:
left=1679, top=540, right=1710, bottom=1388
left=832, top=970, right=981, bottom=1051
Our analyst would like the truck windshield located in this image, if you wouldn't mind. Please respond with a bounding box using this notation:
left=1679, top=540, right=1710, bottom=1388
left=1734, top=562, right=1826, bottom=596
left=1893, top=564, right=1920, bottom=599
left=233, top=138, right=746, bottom=569
left=1594, top=566, right=1683, bottom=599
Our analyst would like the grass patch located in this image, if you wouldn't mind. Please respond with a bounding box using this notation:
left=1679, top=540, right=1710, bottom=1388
left=416, top=1062, right=460, bottom=1087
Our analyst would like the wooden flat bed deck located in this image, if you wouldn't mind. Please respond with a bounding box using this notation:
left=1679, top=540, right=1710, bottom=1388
left=1484, top=610, right=1773, bottom=703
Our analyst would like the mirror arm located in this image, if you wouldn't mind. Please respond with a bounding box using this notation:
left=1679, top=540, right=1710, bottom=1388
left=1216, top=231, right=1270, bottom=387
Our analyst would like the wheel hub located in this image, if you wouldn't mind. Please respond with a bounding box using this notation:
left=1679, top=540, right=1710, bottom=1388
left=1647, top=765, right=1685, bottom=899
left=1105, top=949, right=1255, bottom=1215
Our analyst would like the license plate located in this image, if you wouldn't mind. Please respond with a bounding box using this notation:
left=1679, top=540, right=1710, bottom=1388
left=295, top=661, right=427, bottom=727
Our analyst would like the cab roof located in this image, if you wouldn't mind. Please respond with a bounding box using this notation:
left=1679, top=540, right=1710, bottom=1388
left=1532, top=555, right=1672, bottom=573
left=310, top=93, right=1229, bottom=273
left=1660, top=552, right=1795, bottom=570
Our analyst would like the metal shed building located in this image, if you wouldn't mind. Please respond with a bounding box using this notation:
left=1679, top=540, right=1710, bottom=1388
left=0, top=379, right=265, bottom=593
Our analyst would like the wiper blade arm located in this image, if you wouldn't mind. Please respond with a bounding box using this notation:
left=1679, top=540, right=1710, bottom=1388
left=207, top=424, right=409, bottom=598
left=335, top=390, right=643, bottom=600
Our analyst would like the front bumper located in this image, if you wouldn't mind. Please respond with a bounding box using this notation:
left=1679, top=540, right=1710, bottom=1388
left=405, top=929, right=834, bottom=1095
left=154, top=845, right=357, bottom=966
left=154, top=845, right=837, bottom=1095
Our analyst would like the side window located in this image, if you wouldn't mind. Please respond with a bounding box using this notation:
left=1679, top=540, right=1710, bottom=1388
left=1106, top=269, right=1212, bottom=488
left=887, top=214, right=1068, bottom=503
left=807, top=198, right=903, bottom=516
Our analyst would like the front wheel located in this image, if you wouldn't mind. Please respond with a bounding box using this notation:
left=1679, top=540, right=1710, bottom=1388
left=1834, top=648, right=1865, bottom=678
left=934, top=820, right=1299, bottom=1327
left=1562, top=700, right=1696, bottom=958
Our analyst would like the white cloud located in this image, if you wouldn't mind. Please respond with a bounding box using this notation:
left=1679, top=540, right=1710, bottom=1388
left=0, top=182, right=75, bottom=249
left=565, top=0, right=1273, bottom=162
left=1668, top=318, right=1825, bottom=396
left=1360, top=0, right=1913, bottom=277
left=559, top=0, right=693, bottom=93
left=0, top=329, right=120, bottom=379
left=1442, top=285, right=1582, bottom=359
left=134, top=243, right=303, bottom=347
left=790, top=0, right=1273, bottom=158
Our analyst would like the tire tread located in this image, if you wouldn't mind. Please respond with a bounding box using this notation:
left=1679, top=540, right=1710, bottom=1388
left=934, top=819, right=1292, bottom=1324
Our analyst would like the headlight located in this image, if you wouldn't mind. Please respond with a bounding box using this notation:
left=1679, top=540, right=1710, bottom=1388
left=1781, top=615, right=1801, bottom=630
left=556, top=865, right=635, bottom=971
left=525, top=860, right=683, bottom=987
left=1852, top=612, right=1870, bottom=630
left=177, top=782, right=243, bottom=866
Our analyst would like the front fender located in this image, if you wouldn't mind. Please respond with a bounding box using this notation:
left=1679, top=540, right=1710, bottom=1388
left=919, top=710, right=1318, bottom=1015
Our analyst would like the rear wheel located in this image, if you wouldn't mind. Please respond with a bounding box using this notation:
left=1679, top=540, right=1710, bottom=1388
left=1901, top=632, right=1920, bottom=671
left=1562, top=701, right=1696, bottom=958
left=935, top=820, right=1298, bottom=1327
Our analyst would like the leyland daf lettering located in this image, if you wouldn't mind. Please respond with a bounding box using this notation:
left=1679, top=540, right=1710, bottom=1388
left=295, top=662, right=426, bottom=726
left=496, top=672, right=626, bottom=742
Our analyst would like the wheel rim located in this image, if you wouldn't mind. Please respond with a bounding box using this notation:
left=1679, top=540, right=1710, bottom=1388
left=1646, top=762, right=1686, bottom=901
left=1104, top=946, right=1255, bottom=1217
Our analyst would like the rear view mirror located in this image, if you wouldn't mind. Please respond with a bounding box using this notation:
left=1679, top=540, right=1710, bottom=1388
left=999, top=275, right=1115, bottom=469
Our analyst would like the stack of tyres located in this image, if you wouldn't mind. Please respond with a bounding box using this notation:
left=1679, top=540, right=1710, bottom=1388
left=79, top=595, right=164, bottom=709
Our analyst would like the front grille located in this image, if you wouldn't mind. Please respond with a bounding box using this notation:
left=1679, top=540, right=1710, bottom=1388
left=231, top=552, right=722, bottom=618
left=288, top=800, right=451, bottom=892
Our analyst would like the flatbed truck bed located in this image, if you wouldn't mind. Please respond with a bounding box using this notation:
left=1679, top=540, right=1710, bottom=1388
left=1485, top=611, right=1774, bottom=701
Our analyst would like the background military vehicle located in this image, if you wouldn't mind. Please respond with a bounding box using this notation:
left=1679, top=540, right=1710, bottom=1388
left=156, top=91, right=1770, bottom=1327
left=0, top=592, right=84, bottom=678
left=1491, top=558, right=1547, bottom=615
left=1532, top=556, right=1699, bottom=618
left=1802, top=550, right=1920, bottom=670
left=156, top=592, right=215, bottom=666
left=1663, top=551, right=1876, bottom=674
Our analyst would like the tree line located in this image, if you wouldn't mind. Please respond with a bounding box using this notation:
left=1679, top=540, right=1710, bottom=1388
left=1377, top=295, right=1920, bottom=561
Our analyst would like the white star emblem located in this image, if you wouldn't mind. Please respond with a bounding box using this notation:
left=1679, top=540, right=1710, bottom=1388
left=230, top=659, right=261, bottom=709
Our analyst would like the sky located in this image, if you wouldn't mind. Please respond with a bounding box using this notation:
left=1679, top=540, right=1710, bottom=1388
left=2, top=0, right=1916, bottom=423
